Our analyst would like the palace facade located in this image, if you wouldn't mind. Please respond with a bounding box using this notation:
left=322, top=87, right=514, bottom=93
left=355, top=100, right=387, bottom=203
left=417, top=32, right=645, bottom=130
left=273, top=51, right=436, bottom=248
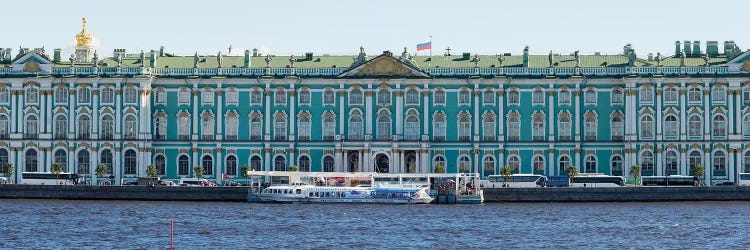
left=1, top=21, right=750, bottom=185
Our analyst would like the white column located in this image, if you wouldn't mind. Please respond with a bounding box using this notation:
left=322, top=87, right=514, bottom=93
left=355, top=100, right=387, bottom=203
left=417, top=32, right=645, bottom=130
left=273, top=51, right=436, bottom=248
left=192, top=89, right=199, bottom=140
left=656, top=147, right=663, bottom=176
left=10, top=92, right=16, bottom=134
left=114, top=150, right=121, bottom=185
left=192, top=147, right=198, bottom=174
left=680, top=148, right=688, bottom=175
left=115, top=89, right=122, bottom=139
left=473, top=151, right=479, bottom=174
left=679, top=85, right=686, bottom=140
left=289, top=90, right=296, bottom=140
left=728, top=148, right=736, bottom=183
left=728, top=89, right=735, bottom=136
left=365, top=91, right=373, bottom=138
left=395, top=90, right=403, bottom=138
left=68, top=149, right=75, bottom=175
left=40, top=90, right=46, bottom=134
left=264, top=149, right=271, bottom=171
left=704, top=150, right=711, bottom=185
left=289, top=149, right=295, bottom=172
left=548, top=89, right=554, bottom=141
left=420, top=149, right=429, bottom=174
left=498, top=149, right=505, bottom=174
left=574, top=148, right=581, bottom=172
left=92, top=90, right=99, bottom=138
left=415, top=151, right=421, bottom=174
left=574, top=90, right=581, bottom=141
left=338, top=90, right=344, bottom=137
left=423, top=90, right=429, bottom=140
left=216, top=148, right=223, bottom=184
left=656, top=88, right=663, bottom=141
left=548, top=149, right=555, bottom=176
left=703, top=88, right=710, bottom=138
left=11, top=149, right=18, bottom=183
left=498, top=89, right=504, bottom=140
left=69, top=90, right=75, bottom=138
left=47, top=90, right=53, bottom=134
left=358, top=151, right=364, bottom=172
left=473, top=88, right=479, bottom=142
left=216, top=91, right=223, bottom=141
left=91, top=149, right=98, bottom=184
left=735, top=89, right=742, bottom=136
left=399, top=151, right=405, bottom=173
left=363, top=149, right=371, bottom=172
left=335, top=149, right=343, bottom=172
left=264, top=90, right=271, bottom=141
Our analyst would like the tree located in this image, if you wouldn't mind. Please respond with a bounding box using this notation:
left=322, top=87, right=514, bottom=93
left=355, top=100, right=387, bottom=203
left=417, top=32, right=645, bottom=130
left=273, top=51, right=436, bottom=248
left=96, top=164, right=107, bottom=185
left=288, top=165, right=298, bottom=171
left=434, top=162, right=445, bottom=173
left=500, top=165, right=512, bottom=187
left=692, top=163, right=705, bottom=186
left=240, top=164, right=250, bottom=185
left=194, top=165, right=204, bottom=179
left=146, top=164, right=158, bottom=178
left=52, top=162, right=63, bottom=185
left=566, top=165, right=579, bottom=186
left=4, top=163, right=14, bottom=183
left=629, top=165, right=641, bottom=186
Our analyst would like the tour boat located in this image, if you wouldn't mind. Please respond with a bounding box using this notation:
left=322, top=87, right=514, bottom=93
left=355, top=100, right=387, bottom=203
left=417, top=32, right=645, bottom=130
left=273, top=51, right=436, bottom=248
left=250, top=183, right=434, bottom=204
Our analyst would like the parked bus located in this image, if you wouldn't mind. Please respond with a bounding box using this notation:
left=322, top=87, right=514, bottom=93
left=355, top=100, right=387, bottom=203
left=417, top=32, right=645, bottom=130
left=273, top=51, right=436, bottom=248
left=641, top=175, right=698, bottom=187
left=21, top=172, right=81, bottom=185
left=570, top=174, right=625, bottom=187
left=480, top=174, right=547, bottom=188
left=739, top=173, right=750, bottom=186
left=546, top=176, right=570, bottom=187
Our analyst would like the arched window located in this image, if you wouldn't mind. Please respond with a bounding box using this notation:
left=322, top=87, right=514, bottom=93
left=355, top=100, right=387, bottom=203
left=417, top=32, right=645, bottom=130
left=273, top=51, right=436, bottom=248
left=178, top=155, right=190, bottom=175
left=25, top=115, right=38, bottom=139
left=664, top=115, right=678, bottom=139
left=584, top=113, right=597, bottom=141
left=508, top=155, right=520, bottom=174
left=275, top=89, right=286, bottom=105
left=53, top=115, right=66, bottom=139
left=713, top=151, right=726, bottom=176
left=482, top=115, right=495, bottom=141
left=323, top=89, right=335, bottom=105
left=202, top=155, right=213, bottom=176
left=99, top=114, right=113, bottom=139
left=559, top=155, right=571, bottom=175
left=744, top=86, right=750, bottom=105
left=250, top=116, right=262, bottom=140
left=348, top=115, right=363, bottom=140
left=124, top=115, right=137, bottom=140
left=611, top=88, right=624, bottom=105
left=611, top=116, right=624, bottom=141
left=54, top=149, right=67, bottom=172
left=458, top=115, right=471, bottom=141
left=323, top=116, right=336, bottom=141
left=433, top=90, right=445, bottom=105
left=664, top=87, right=678, bottom=104
left=533, top=155, right=544, bottom=175
left=77, top=115, right=91, bottom=139
left=712, top=114, right=726, bottom=138
left=483, top=90, right=494, bottom=105
left=585, top=155, right=597, bottom=173
left=200, top=114, right=213, bottom=140
left=177, top=115, right=189, bottom=140
left=483, top=156, right=495, bottom=176
left=558, top=89, right=571, bottom=105
left=226, top=155, right=237, bottom=176
left=433, top=155, right=445, bottom=173
left=154, top=115, right=166, bottom=140
left=274, top=115, right=286, bottom=141
left=0, top=114, right=7, bottom=139
left=508, top=90, right=520, bottom=105
left=55, top=86, right=68, bottom=104
left=250, top=155, right=261, bottom=171
left=298, top=155, right=310, bottom=172
left=377, top=113, right=391, bottom=141
left=688, top=87, right=701, bottom=103
left=178, top=87, right=190, bottom=104
left=0, top=87, right=8, bottom=104
left=688, top=114, right=702, bottom=138
left=433, top=114, right=446, bottom=141
left=640, top=151, right=654, bottom=176
left=585, top=89, right=597, bottom=104
left=532, top=113, right=545, bottom=141
left=349, top=89, right=363, bottom=105
left=743, top=114, right=750, bottom=138
left=744, top=151, right=750, bottom=173
left=640, top=115, right=654, bottom=138
left=298, top=89, right=310, bottom=105
left=665, top=150, right=678, bottom=175
left=458, top=90, right=470, bottom=105
left=377, top=89, right=390, bottom=105
left=155, top=155, right=166, bottom=176
left=404, top=114, right=420, bottom=141
left=532, top=90, right=544, bottom=104
left=251, top=89, right=263, bottom=105
left=100, top=149, right=113, bottom=175
left=273, top=155, right=285, bottom=171
left=558, top=114, right=571, bottom=141
left=458, top=155, right=471, bottom=173
left=405, top=89, right=419, bottom=105
left=0, top=149, right=8, bottom=175
left=323, top=156, right=334, bottom=172
left=155, top=88, right=167, bottom=104
left=298, top=115, right=311, bottom=141
left=508, top=113, right=520, bottom=141
left=77, top=151, right=90, bottom=175
left=225, top=114, right=238, bottom=140
left=124, top=149, right=137, bottom=175
left=688, top=150, right=702, bottom=175
left=611, top=155, right=623, bottom=176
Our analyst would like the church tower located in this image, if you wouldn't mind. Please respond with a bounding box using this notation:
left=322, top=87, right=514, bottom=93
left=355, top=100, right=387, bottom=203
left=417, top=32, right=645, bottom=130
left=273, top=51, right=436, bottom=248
left=74, top=18, right=94, bottom=63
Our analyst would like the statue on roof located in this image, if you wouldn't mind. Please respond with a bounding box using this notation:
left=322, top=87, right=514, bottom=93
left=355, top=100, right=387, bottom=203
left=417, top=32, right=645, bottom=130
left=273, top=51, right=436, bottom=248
left=92, top=50, right=99, bottom=66
left=497, top=54, right=505, bottom=67
left=265, top=54, right=272, bottom=68
left=139, top=50, right=145, bottom=67
left=704, top=53, right=710, bottom=67
left=548, top=50, right=554, bottom=68
left=471, top=54, right=480, bottom=68
left=655, top=52, right=662, bottom=67
left=524, top=45, right=529, bottom=53
left=400, top=47, right=409, bottom=60
left=289, top=55, right=295, bottom=68
left=680, top=50, right=686, bottom=67
left=69, top=53, right=76, bottom=66
left=193, top=52, right=199, bottom=68
left=217, top=51, right=223, bottom=68
left=116, top=54, right=122, bottom=67
left=351, top=46, right=368, bottom=67
left=574, top=50, right=581, bottom=67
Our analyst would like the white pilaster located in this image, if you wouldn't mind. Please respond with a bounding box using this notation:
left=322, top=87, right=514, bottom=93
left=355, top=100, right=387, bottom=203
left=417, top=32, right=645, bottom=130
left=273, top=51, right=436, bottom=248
left=395, top=90, right=403, bottom=138
left=679, top=84, right=686, bottom=140
left=264, top=89, right=271, bottom=141
left=216, top=148, right=223, bottom=184
left=216, top=91, right=223, bottom=141
left=574, top=90, right=581, bottom=141
left=10, top=92, right=16, bottom=134
left=656, top=88, right=663, bottom=141
left=656, top=147, right=663, bottom=176
left=365, top=90, right=373, bottom=138
left=192, top=89, right=199, bottom=140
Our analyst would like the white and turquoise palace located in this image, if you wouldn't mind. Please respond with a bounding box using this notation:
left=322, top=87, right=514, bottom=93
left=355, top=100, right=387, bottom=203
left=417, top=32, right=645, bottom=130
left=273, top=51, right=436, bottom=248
left=1, top=19, right=750, bottom=185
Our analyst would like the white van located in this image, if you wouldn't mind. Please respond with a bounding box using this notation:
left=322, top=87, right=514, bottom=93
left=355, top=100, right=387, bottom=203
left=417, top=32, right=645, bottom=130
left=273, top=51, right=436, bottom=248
left=179, top=178, right=210, bottom=187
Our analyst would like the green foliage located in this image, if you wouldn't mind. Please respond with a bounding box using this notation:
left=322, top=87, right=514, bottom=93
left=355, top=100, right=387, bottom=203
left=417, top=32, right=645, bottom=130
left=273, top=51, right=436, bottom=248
left=288, top=165, right=298, bottom=171
left=240, top=164, right=250, bottom=178
left=500, top=165, right=512, bottom=185
left=692, top=164, right=705, bottom=185
left=146, top=164, right=158, bottom=177
left=629, top=165, right=641, bottom=186
left=52, top=163, right=64, bottom=185
left=194, top=165, right=205, bottom=179
left=566, top=165, right=579, bottom=184
left=434, top=162, right=445, bottom=173
left=4, top=163, right=14, bottom=178
left=96, top=164, right=107, bottom=178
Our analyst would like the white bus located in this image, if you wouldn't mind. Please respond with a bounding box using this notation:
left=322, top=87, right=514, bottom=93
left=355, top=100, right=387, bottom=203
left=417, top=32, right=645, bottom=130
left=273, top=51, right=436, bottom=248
left=570, top=174, right=625, bottom=187
left=641, top=175, right=698, bottom=187
left=480, top=174, right=547, bottom=188
left=739, top=173, right=750, bottom=186
left=22, top=172, right=82, bottom=185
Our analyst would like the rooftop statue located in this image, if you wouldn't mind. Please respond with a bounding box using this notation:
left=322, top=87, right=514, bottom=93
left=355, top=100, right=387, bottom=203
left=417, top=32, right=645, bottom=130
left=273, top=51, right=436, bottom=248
left=497, top=54, right=505, bottom=67
left=704, top=53, right=710, bottom=66
left=400, top=47, right=409, bottom=60
left=574, top=50, right=580, bottom=67
left=92, top=50, right=99, bottom=66
left=680, top=50, right=686, bottom=67
left=471, top=54, right=480, bottom=68
left=655, top=52, right=662, bottom=66
left=116, top=54, right=123, bottom=67
left=139, top=50, right=145, bottom=67
left=548, top=50, right=554, bottom=67
left=265, top=54, right=272, bottom=68
left=289, top=55, right=295, bottom=68
left=217, top=51, right=223, bottom=68
left=193, top=52, right=199, bottom=68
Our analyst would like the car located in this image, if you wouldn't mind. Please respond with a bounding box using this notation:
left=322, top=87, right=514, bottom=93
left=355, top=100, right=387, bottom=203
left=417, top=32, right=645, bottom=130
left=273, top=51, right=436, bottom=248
left=714, top=181, right=735, bottom=186
left=123, top=180, right=138, bottom=185
left=225, top=180, right=240, bottom=186
left=179, top=178, right=211, bottom=187
left=158, top=180, right=177, bottom=186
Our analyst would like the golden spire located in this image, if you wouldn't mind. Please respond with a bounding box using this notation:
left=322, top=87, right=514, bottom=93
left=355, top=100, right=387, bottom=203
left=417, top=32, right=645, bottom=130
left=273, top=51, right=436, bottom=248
left=76, top=18, right=93, bottom=47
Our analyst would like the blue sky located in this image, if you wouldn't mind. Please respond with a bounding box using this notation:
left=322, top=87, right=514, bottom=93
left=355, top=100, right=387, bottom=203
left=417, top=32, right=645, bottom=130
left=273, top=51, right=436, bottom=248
left=6, top=0, right=748, bottom=57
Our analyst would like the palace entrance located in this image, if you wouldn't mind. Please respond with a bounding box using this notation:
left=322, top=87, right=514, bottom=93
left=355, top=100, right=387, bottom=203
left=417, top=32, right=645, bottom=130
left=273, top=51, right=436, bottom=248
left=375, top=153, right=389, bottom=173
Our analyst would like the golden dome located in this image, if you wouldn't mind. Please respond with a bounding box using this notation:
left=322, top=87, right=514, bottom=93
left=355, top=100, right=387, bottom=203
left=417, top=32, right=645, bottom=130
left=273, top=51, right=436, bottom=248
left=75, top=18, right=93, bottom=47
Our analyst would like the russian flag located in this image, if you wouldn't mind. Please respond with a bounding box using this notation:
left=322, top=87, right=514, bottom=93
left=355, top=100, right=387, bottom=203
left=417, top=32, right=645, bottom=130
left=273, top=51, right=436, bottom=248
left=417, top=41, right=432, bottom=51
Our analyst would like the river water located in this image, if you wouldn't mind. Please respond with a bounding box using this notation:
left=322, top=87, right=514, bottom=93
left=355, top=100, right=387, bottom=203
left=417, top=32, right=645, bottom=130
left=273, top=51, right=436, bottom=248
left=0, top=199, right=747, bottom=249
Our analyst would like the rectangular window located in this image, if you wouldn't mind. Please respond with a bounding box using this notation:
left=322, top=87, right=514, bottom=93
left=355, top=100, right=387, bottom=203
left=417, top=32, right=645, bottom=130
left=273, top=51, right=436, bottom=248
left=154, top=89, right=166, bottom=104
left=640, top=88, right=653, bottom=104
left=433, top=121, right=446, bottom=141
left=179, top=89, right=190, bottom=104
left=559, top=119, right=571, bottom=141
left=26, top=88, right=38, bottom=104
left=77, top=88, right=90, bottom=104
left=0, top=88, right=8, bottom=104
left=324, top=90, right=335, bottom=105
left=124, top=88, right=138, bottom=104
left=55, top=88, right=68, bottom=104
left=483, top=121, right=495, bottom=141
left=558, top=91, right=571, bottom=105
left=483, top=91, right=495, bottom=105
left=298, top=120, right=310, bottom=141
left=102, top=88, right=114, bottom=104
left=202, top=90, right=214, bottom=104
left=226, top=90, right=238, bottom=105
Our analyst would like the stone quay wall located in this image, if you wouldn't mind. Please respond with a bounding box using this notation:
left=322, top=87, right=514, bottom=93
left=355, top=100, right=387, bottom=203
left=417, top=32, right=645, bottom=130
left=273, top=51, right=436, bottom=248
left=483, top=186, right=750, bottom=202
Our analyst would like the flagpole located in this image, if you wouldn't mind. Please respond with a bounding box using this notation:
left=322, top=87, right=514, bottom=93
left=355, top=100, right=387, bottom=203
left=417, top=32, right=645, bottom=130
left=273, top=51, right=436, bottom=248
left=429, top=35, right=432, bottom=57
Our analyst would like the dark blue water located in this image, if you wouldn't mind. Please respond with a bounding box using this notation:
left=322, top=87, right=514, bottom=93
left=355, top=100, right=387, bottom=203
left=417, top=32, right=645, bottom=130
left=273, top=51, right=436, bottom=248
left=0, top=200, right=748, bottom=249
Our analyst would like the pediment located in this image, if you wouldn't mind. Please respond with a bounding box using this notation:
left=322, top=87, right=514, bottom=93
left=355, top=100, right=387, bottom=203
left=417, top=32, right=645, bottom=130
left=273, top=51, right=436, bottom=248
left=338, top=53, right=430, bottom=78
left=12, top=52, right=53, bottom=72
